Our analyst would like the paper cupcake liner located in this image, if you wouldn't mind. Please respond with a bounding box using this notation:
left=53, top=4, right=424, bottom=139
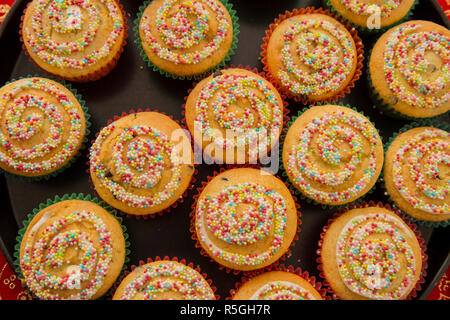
left=13, top=192, right=131, bottom=300
left=0, top=74, right=91, bottom=182
left=180, top=64, right=291, bottom=167
left=322, top=0, right=419, bottom=35
left=227, top=264, right=330, bottom=300
left=316, top=200, right=428, bottom=300
left=381, top=119, right=450, bottom=228
left=189, top=166, right=302, bottom=276
left=133, top=0, right=240, bottom=81
left=108, top=255, right=220, bottom=300
left=19, top=1, right=128, bottom=82
left=86, top=107, right=198, bottom=220
left=260, top=6, right=364, bottom=105
left=279, top=102, right=382, bottom=210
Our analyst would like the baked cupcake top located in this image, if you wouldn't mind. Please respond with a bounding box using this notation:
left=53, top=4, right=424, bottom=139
left=194, top=168, right=298, bottom=271
left=22, top=0, right=126, bottom=81
left=90, top=111, right=194, bottom=215
left=384, top=126, right=450, bottom=222
left=19, top=199, right=126, bottom=300
left=282, top=105, right=384, bottom=206
left=0, top=77, right=86, bottom=178
left=369, top=20, right=450, bottom=118
left=185, top=68, right=284, bottom=163
left=321, top=206, right=422, bottom=300
left=113, top=260, right=215, bottom=300
left=138, top=0, right=234, bottom=77
left=265, top=13, right=357, bottom=102
left=232, top=271, right=323, bottom=300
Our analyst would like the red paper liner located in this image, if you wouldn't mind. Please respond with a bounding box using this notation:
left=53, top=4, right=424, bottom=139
left=260, top=7, right=365, bottom=105
left=86, top=107, right=198, bottom=220
left=108, top=256, right=220, bottom=300
left=227, top=264, right=330, bottom=300
left=315, top=200, right=428, bottom=300
left=189, top=166, right=302, bottom=276
left=181, top=64, right=290, bottom=166
left=19, top=0, right=128, bottom=83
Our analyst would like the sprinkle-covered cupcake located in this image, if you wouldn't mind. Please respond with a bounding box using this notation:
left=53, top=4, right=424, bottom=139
left=113, top=260, right=216, bottom=300
left=0, top=77, right=87, bottom=179
left=89, top=111, right=194, bottom=216
left=192, top=168, right=299, bottom=272
left=136, top=0, right=237, bottom=79
left=282, top=105, right=384, bottom=206
left=232, top=271, right=323, bottom=300
left=21, top=0, right=127, bottom=82
left=320, top=206, right=423, bottom=300
left=18, top=197, right=126, bottom=300
left=185, top=68, right=284, bottom=164
left=384, top=125, right=450, bottom=225
left=368, top=20, right=450, bottom=119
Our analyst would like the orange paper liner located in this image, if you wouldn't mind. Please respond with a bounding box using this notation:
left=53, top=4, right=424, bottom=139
left=260, top=6, right=365, bottom=105
left=316, top=200, right=428, bottom=300
left=19, top=0, right=128, bottom=83
left=86, top=107, right=198, bottom=220
left=227, top=263, right=331, bottom=300
left=108, top=255, right=220, bottom=300
left=189, top=166, right=302, bottom=276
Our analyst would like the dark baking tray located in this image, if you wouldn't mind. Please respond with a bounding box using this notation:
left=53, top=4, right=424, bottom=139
left=0, top=0, right=449, bottom=300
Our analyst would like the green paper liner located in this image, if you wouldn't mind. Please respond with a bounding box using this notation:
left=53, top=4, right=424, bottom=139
left=134, top=0, right=240, bottom=81
left=13, top=192, right=131, bottom=300
left=189, top=166, right=302, bottom=276
left=316, top=200, right=428, bottom=300
left=108, top=255, right=220, bottom=300
left=279, top=102, right=383, bottom=210
left=381, top=119, right=450, bottom=228
left=0, top=74, right=92, bottom=182
left=322, top=0, right=419, bottom=35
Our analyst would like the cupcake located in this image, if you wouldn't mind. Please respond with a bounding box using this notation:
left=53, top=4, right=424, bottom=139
left=21, top=0, right=127, bottom=82
left=232, top=271, right=323, bottom=300
left=320, top=206, right=423, bottom=300
left=185, top=68, right=284, bottom=164
left=282, top=105, right=384, bottom=207
left=136, top=0, right=237, bottom=79
left=0, top=77, right=87, bottom=179
left=193, top=167, right=299, bottom=272
left=89, top=111, right=195, bottom=216
left=384, top=125, right=450, bottom=225
left=112, top=260, right=216, bottom=300
left=18, top=196, right=126, bottom=300
left=262, top=8, right=362, bottom=103
left=368, top=20, right=450, bottom=119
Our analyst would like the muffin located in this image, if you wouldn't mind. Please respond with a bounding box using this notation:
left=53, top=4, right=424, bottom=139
left=0, top=77, right=87, bottom=179
left=263, top=9, right=360, bottom=103
left=18, top=197, right=126, bottom=300
left=368, top=20, right=450, bottom=119
left=21, top=0, right=126, bottom=82
left=282, top=105, right=384, bottom=206
left=384, top=125, right=450, bottom=224
left=320, top=206, right=423, bottom=300
left=137, top=0, right=236, bottom=78
left=113, top=260, right=215, bottom=300
left=232, top=271, right=323, bottom=300
left=185, top=68, right=284, bottom=164
left=193, top=167, right=299, bottom=271
left=89, top=111, right=194, bottom=216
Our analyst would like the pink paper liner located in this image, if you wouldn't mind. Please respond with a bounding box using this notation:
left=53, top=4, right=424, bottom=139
left=227, top=264, right=330, bottom=300
left=315, top=200, right=428, bottom=300
left=260, top=7, right=364, bottom=105
left=189, top=166, right=302, bottom=276
left=86, top=107, right=198, bottom=220
left=108, top=255, right=220, bottom=300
